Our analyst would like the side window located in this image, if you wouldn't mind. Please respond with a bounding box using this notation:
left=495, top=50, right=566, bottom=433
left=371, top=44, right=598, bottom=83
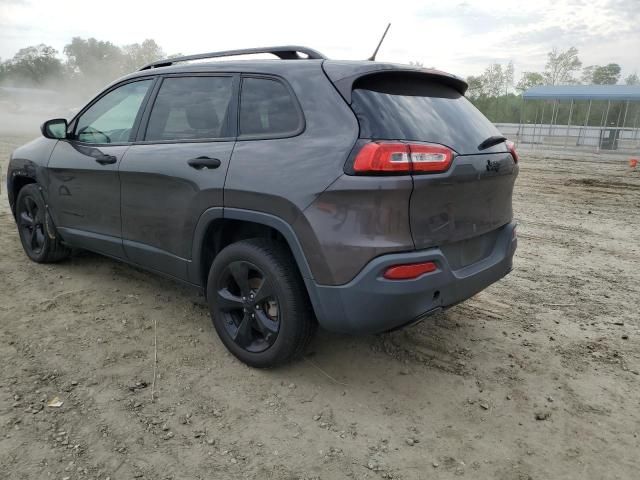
left=75, top=80, right=152, bottom=144
left=239, top=77, right=301, bottom=137
left=145, top=76, right=233, bottom=141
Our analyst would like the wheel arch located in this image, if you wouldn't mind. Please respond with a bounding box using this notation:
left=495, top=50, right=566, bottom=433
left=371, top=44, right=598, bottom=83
left=9, top=174, right=38, bottom=217
left=190, top=207, right=326, bottom=322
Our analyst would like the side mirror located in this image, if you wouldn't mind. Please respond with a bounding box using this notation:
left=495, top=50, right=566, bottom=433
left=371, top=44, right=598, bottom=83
left=41, top=118, right=68, bottom=139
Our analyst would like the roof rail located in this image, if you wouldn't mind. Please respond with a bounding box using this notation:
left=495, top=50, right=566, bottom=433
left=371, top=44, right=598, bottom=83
left=139, top=46, right=328, bottom=71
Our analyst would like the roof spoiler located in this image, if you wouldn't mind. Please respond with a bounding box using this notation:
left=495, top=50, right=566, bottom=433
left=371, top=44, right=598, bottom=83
left=322, top=62, right=468, bottom=103
left=139, top=46, right=328, bottom=71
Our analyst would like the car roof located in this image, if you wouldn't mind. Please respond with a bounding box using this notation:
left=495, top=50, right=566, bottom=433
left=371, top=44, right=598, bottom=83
left=113, top=56, right=467, bottom=98
left=123, top=58, right=325, bottom=79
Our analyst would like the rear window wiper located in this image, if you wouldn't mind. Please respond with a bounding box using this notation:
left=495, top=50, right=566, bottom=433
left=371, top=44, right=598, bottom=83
left=477, top=135, right=507, bottom=151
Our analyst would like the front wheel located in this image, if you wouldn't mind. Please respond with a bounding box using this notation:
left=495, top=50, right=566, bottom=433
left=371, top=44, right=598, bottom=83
left=15, top=184, right=70, bottom=263
left=207, top=238, right=316, bottom=368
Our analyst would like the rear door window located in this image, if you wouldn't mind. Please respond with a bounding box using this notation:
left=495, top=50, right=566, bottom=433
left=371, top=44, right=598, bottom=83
left=239, top=77, right=302, bottom=137
left=351, top=73, right=503, bottom=154
left=145, top=76, right=233, bottom=141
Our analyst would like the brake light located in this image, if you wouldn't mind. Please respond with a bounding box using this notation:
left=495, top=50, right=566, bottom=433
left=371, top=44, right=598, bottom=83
left=383, top=261, right=438, bottom=280
left=409, top=144, right=454, bottom=172
left=353, top=142, right=453, bottom=174
left=506, top=140, right=519, bottom=163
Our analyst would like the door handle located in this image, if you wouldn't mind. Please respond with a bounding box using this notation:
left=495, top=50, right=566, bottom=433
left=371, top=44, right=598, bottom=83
left=95, top=154, right=117, bottom=165
left=188, top=156, right=221, bottom=170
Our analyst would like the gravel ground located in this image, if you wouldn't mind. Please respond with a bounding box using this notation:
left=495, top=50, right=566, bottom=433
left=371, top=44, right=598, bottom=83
left=1, top=134, right=639, bottom=480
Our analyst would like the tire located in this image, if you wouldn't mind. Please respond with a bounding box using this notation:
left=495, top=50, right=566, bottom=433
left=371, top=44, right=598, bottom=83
left=15, top=184, right=70, bottom=263
left=207, top=238, right=316, bottom=368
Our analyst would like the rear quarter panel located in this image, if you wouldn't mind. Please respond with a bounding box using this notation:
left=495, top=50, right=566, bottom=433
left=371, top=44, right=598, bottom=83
left=224, top=62, right=359, bottom=283
left=301, top=174, right=414, bottom=284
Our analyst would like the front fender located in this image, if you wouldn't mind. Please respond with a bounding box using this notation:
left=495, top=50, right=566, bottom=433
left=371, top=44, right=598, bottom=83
left=7, top=137, right=58, bottom=215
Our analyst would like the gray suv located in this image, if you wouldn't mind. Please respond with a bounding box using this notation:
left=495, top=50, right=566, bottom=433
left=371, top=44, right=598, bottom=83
left=6, top=46, right=518, bottom=367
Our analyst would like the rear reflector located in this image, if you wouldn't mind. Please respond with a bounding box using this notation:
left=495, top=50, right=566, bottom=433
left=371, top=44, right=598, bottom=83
left=383, top=261, right=437, bottom=280
left=506, top=140, right=519, bottom=163
left=353, top=142, right=453, bottom=174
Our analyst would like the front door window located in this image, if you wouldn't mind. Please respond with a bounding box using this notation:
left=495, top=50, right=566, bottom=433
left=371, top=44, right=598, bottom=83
left=74, top=79, right=152, bottom=144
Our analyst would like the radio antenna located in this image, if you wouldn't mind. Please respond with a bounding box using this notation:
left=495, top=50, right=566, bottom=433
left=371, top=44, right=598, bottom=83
left=368, top=23, right=391, bottom=61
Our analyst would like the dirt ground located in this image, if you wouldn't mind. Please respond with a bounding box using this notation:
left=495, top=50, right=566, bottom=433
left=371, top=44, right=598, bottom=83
left=1, top=135, right=639, bottom=480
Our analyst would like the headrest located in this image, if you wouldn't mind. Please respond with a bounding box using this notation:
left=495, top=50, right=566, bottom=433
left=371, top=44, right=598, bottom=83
left=185, top=100, right=219, bottom=131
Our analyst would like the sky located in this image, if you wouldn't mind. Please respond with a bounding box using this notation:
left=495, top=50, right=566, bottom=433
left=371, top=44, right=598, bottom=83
left=1, top=0, right=639, bottom=81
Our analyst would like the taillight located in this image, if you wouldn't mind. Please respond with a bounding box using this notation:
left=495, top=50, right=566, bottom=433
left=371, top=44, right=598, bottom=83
left=353, top=142, right=411, bottom=172
left=506, top=140, right=519, bottom=163
left=352, top=142, right=453, bottom=174
left=383, top=261, right=438, bottom=280
left=409, top=144, right=454, bottom=172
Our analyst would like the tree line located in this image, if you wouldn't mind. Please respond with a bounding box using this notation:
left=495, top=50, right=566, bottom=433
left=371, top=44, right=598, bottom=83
left=1, top=40, right=639, bottom=125
left=465, top=47, right=639, bottom=124
left=0, top=38, right=171, bottom=97
left=467, top=47, right=638, bottom=97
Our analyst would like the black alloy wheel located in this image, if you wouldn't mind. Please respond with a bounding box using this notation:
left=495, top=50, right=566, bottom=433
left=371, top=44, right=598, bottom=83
left=15, top=184, right=70, bottom=263
left=207, top=238, right=316, bottom=368
left=217, top=260, right=280, bottom=353
left=18, top=194, right=46, bottom=255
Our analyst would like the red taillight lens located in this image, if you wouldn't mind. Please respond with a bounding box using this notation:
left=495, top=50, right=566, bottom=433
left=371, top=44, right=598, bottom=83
left=506, top=140, right=519, bottom=163
left=353, top=142, right=411, bottom=172
left=408, top=143, right=453, bottom=172
left=383, top=261, right=438, bottom=280
left=353, top=142, right=453, bottom=174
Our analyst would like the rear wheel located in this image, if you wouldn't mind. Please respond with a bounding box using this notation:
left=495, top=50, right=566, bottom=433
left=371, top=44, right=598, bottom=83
left=15, top=184, right=70, bottom=263
left=207, top=238, right=315, bottom=367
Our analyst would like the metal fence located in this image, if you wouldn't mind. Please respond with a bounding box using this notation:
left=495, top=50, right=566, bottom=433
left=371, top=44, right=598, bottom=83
left=495, top=122, right=640, bottom=154
left=507, top=90, right=640, bottom=154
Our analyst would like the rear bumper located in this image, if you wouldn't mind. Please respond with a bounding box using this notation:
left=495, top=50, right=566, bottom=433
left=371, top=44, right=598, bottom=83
left=311, top=222, right=516, bottom=334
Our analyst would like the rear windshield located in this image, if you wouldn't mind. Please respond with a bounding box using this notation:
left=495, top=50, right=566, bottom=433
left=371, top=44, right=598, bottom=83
left=351, top=73, right=502, bottom=154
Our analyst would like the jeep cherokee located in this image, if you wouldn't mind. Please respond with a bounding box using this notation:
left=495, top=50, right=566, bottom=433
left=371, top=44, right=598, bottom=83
left=6, top=46, right=518, bottom=367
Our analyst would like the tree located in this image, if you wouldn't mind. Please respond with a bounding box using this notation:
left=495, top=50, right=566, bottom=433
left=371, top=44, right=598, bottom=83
left=64, top=37, right=124, bottom=80
left=465, top=75, right=485, bottom=99
left=580, top=65, right=596, bottom=84
left=4, top=44, right=62, bottom=85
left=582, top=63, right=621, bottom=84
left=409, top=60, right=424, bottom=68
left=121, top=39, right=165, bottom=71
left=516, top=71, right=545, bottom=92
left=466, top=62, right=515, bottom=99
left=624, top=72, right=639, bottom=85
left=544, top=47, right=582, bottom=85
left=503, top=61, right=514, bottom=95
left=482, top=63, right=504, bottom=97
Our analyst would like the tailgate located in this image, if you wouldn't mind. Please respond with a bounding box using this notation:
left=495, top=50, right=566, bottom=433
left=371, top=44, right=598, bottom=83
left=338, top=67, right=518, bottom=263
left=410, top=152, right=517, bottom=255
